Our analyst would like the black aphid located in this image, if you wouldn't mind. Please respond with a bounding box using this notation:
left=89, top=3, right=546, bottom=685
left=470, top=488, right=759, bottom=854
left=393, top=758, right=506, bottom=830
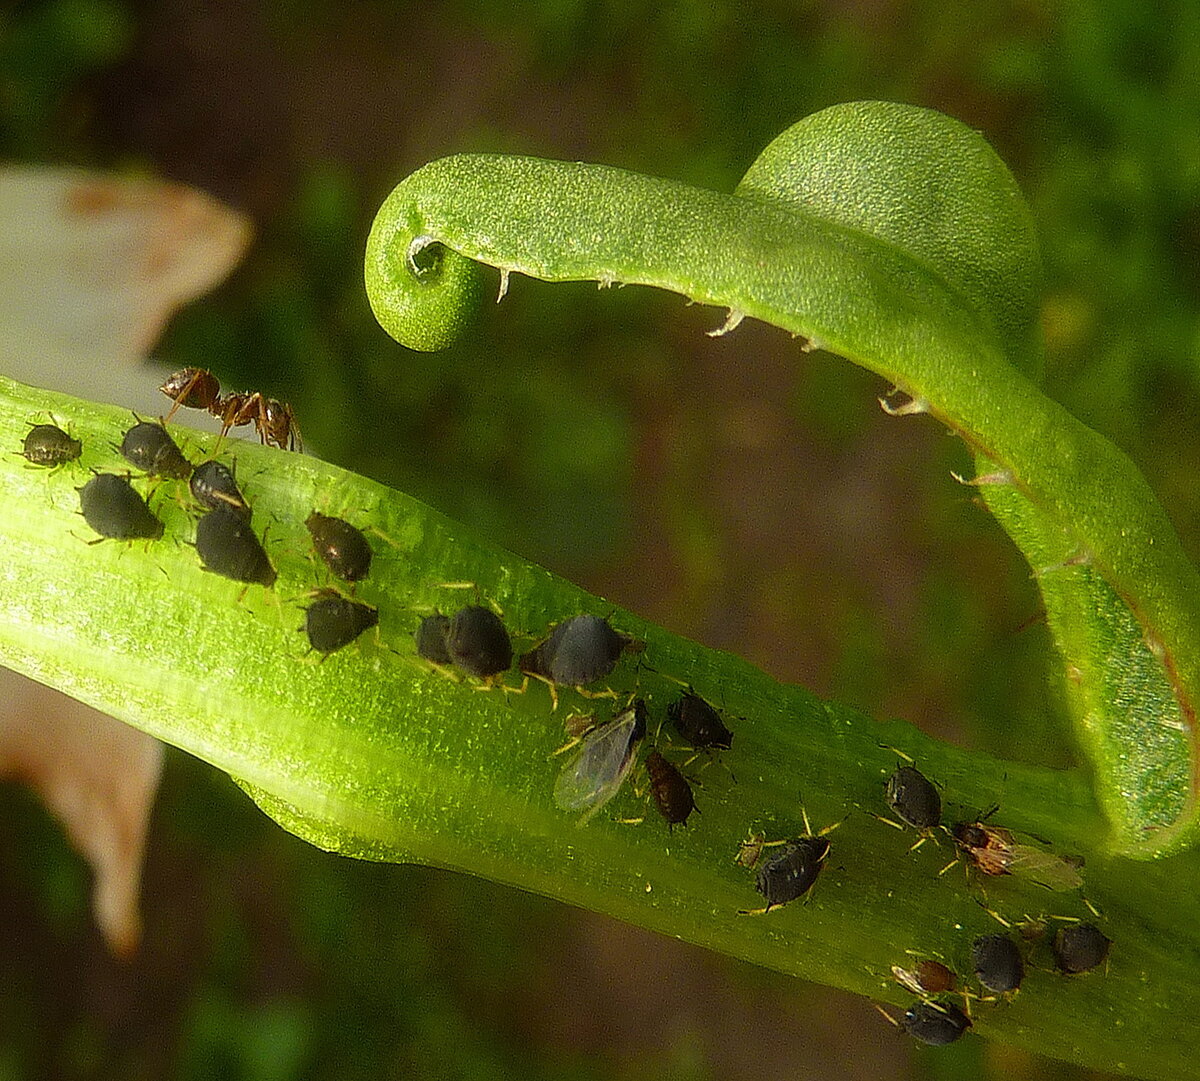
left=78, top=474, right=163, bottom=541
left=520, top=614, right=636, bottom=687
left=22, top=423, right=81, bottom=466
left=645, top=750, right=696, bottom=828
left=119, top=420, right=192, bottom=479
left=302, top=591, right=378, bottom=655
left=886, top=765, right=941, bottom=830
left=190, top=460, right=250, bottom=519
left=754, top=836, right=830, bottom=910
left=900, top=1001, right=971, bottom=1046
left=1052, top=923, right=1111, bottom=974
left=305, top=511, right=373, bottom=582
left=446, top=605, right=512, bottom=678
left=667, top=692, right=733, bottom=751
left=971, top=933, right=1024, bottom=993
left=195, top=506, right=276, bottom=586
left=415, top=614, right=452, bottom=665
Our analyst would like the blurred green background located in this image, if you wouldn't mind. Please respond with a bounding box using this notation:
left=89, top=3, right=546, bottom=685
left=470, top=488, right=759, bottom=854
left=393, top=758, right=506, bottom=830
left=2, top=1, right=1199, bottom=1078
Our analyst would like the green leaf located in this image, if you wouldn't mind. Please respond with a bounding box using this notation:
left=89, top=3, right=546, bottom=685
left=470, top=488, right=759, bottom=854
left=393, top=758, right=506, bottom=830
left=3, top=373, right=1200, bottom=1081
left=365, top=100, right=1200, bottom=858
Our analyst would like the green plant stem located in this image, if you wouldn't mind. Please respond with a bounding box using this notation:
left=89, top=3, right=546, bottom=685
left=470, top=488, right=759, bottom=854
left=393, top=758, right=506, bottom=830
left=364, top=102, right=1200, bottom=857
left=1, top=374, right=1197, bottom=1080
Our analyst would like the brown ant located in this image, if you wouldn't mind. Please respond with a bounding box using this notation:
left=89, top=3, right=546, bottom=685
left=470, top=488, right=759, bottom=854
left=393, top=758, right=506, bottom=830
left=159, top=367, right=302, bottom=452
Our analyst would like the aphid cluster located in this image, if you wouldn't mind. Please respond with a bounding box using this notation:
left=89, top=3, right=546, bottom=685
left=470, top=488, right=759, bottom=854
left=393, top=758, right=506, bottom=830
left=867, top=756, right=1110, bottom=1045
left=410, top=596, right=709, bottom=830
left=20, top=396, right=385, bottom=662
left=18, top=396, right=1118, bottom=1055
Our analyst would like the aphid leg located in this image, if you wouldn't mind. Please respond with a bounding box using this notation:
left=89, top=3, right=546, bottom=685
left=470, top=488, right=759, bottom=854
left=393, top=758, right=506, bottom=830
left=523, top=670, right=560, bottom=711
left=422, top=659, right=464, bottom=684
left=575, top=683, right=619, bottom=702
left=493, top=674, right=528, bottom=699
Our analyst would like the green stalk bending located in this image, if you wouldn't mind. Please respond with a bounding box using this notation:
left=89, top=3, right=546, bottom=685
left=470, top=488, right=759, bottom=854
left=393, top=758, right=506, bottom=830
left=365, top=101, right=1200, bottom=857
left=1, top=375, right=1198, bottom=1080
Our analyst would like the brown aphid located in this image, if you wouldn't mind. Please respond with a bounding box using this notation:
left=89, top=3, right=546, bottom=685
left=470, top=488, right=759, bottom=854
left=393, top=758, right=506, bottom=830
left=305, top=511, right=372, bottom=582
left=645, top=750, right=696, bottom=829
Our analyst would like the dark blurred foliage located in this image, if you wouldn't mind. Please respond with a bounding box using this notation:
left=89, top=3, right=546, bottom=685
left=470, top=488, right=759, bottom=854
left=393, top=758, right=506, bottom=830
left=2, top=0, right=1198, bottom=1078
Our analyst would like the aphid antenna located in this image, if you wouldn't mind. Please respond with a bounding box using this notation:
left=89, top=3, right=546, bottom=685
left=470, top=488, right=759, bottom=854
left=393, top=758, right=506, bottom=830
left=975, top=899, right=1013, bottom=928
left=1041, top=912, right=1089, bottom=926
left=418, top=657, right=464, bottom=684
left=437, top=581, right=498, bottom=611
left=799, top=804, right=847, bottom=839
left=872, top=1003, right=901, bottom=1030
left=938, top=853, right=966, bottom=879
left=281, top=584, right=353, bottom=606
left=549, top=732, right=586, bottom=758
left=877, top=743, right=916, bottom=765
